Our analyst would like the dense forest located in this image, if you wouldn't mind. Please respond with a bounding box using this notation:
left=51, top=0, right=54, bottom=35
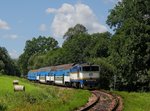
left=0, top=0, right=150, bottom=91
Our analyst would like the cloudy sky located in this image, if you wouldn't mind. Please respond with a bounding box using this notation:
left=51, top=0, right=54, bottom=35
left=0, top=0, right=119, bottom=59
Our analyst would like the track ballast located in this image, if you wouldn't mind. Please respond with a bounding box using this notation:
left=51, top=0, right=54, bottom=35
left=78, top=90, right=123, bottom=111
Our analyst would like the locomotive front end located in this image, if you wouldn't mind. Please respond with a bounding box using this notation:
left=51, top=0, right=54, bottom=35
left=70, top=64, right=100, bottom=88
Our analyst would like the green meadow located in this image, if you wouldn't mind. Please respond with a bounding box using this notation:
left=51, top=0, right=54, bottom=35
left=113, top=91, right=150, bottom=111
left=1, top=75, right=150, bottom=111
left=0, top=75, right=90, bottom=111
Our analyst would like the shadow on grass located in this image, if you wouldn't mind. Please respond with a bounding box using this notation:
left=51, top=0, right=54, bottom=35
left=0, top=103, right=7, bottom=111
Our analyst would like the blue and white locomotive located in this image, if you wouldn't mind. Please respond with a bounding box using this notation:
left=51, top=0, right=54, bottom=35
left=70, top=64, right=100, bottom=88
left=27, top=63, right=100, bottom=88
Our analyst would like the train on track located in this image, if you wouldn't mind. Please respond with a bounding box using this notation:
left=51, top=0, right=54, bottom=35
left=27, top=63, right=100, bottom=88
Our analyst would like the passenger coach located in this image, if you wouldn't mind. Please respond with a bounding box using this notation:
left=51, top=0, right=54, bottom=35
left=27, top=69, right=39, bottom=81
left=39, top=67, right=51, bottom=83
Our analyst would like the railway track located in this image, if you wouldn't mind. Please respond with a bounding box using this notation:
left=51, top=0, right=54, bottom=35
left=32, top=81, right=123, bottom=111
left=78, top=90, right=123, bottom=111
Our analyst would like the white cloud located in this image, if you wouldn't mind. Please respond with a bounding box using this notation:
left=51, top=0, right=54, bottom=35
left=3, top=34, right=19, bottom=40
left=9, top=49, right=19, bottom=59
left=46, top=3, right=74, bottom=14
left=46, top=8, right=57, bottom=13
left=0, top=19, right=10, bottom=30
left=39, top=24, right=47, bottom=31
left=46, top=3, right=107, bottom=38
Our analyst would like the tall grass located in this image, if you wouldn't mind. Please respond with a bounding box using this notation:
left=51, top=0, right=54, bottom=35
left=0, top=75, right=90, bottom=111
left=113, top=91, right=150, bottom=111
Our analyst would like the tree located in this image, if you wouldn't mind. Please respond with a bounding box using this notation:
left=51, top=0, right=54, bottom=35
left=27, top=53, right=45, bottom=70
left=88, top=32, right=111, bottom=58
left=18, top=36, right=58, bottom=75
left=0, top=60, right=5, bottom=73
left=0, top=46, right=20, bottom=76
left=107, top=0, right=150, bottom=91
left=24, top=36, right=58, bottom=54
left=44, top=48, right=68, bottom=66
left=63, top=24, right=87, bottom=40
left=63, top=33, right=91, bottom=63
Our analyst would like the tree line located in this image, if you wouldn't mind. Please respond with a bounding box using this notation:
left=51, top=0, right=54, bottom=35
left=0, top=47, right=20, bottom=76
left=1, top=0, right=149, bottom=91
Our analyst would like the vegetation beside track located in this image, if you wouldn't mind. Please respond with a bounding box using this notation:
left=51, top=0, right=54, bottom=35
left=113, top=91, right=150, bottom=111
left=0, top=75, right=91, bottom=111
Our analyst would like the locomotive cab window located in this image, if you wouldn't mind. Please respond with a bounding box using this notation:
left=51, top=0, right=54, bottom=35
left=82, top=66, right=90, bottom=71
left=91, top=66, right=99, bottom=71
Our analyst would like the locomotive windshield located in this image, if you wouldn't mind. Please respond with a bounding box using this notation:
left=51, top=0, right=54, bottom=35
left=82, top=66, right=99, bottom=71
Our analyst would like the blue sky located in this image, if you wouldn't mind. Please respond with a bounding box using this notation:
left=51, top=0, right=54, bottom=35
left=0, top=0, right=119, bottom=59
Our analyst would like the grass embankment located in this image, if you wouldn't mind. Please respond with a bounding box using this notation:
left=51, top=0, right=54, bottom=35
left=0, top=75, right=90, bottom=111
left=113, top=91, right=150, bottom=111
